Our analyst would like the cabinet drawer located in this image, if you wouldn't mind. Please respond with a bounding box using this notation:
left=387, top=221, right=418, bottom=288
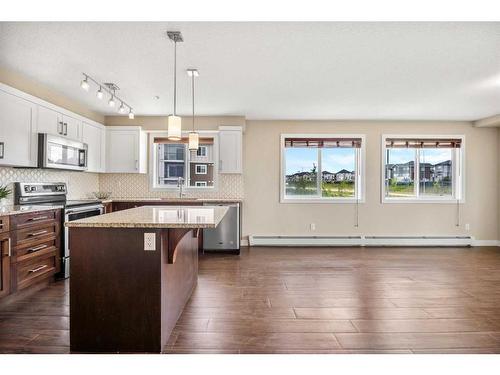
left=0, top=216, right=9, bottom=233
left=16, top=240, right=57, bottom=263
left=14, top=222, right=58, bottom=246
left=11, top=210, right=57, bottom=230
left=17, top=252, right=56, bottom=290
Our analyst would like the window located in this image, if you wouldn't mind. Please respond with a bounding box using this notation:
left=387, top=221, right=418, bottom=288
left=382, top=135, right=464, bottom=202
left=195, top=164, right=207, bottom=174
left=281, top=135, right=364, bottom=202
left=197, top=146, right=207, bottom=157
left=151, top=135, right=216, bottom=189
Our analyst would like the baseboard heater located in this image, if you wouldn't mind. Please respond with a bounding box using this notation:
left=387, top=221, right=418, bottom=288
left=248, top=235, right=473, bottom=247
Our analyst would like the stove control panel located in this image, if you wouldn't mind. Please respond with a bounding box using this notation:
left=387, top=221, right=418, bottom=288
left=15, top=182, right=67, bottom=200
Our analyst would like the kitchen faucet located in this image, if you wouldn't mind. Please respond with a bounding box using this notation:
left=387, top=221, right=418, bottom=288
left=177, top=177, right=186, bottom=198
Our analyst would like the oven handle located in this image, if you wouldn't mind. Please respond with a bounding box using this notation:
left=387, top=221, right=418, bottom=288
left=65, top=204, right=104, bottom=216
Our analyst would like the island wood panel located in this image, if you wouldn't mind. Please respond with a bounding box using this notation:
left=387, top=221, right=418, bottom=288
left=70, top=226, right=198, bottom=353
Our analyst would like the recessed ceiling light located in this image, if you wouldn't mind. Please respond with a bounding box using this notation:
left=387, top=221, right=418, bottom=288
left=153, top=95, right=160, bottom=100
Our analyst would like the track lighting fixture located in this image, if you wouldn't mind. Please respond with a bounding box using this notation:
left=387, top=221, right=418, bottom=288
left=80, top=73, right=134, bottom=119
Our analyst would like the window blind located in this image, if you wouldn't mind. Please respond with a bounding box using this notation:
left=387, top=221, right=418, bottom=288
left=284, top=137, right=362, bottom=148
left=385, top=138, right=462, bottom=148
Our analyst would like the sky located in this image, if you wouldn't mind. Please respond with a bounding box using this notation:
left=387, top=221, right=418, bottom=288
left=285, top=148, right=355, bottom=175
left=387, top=148, right=453, bottom=164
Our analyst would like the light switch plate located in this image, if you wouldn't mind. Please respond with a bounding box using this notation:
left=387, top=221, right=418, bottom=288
left=144, top=233, right=156, bottom=251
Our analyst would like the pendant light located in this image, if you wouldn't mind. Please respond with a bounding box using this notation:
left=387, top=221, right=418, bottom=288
left=187, top=69, right=199, bottom=151
left=167, top=31, right=183, bottom=141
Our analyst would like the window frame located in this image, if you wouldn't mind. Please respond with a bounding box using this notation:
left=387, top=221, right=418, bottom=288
left=381, top=134, right=465, bottom=204
left=197, top=145, right=208, bottom=157
left=149, top=131, right=219, bottom=191
left=195, top=181, right=208, bottom=187
left=280, top=133, right=366, bottom=204
left=195, top=164, right=208, bottom=175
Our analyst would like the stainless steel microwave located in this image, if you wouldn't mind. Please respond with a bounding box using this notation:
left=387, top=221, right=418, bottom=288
left=38, top=133, right=88, bottom=171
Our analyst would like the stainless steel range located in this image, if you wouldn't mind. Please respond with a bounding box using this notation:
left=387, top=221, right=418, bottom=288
left=14, top=182, right=104, bottom=278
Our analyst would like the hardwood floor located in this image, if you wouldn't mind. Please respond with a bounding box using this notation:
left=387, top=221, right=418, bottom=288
left=2, top=246, right=500, bottom=354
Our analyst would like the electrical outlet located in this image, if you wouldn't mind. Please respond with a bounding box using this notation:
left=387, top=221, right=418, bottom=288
left=144, top=233, right=156, bottom=251
left=310, top=223, right=316, bottom=231
left=465, top=223, right=470, bottom=231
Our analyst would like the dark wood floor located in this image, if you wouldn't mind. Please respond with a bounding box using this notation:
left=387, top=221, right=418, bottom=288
left=2, top=247, right=500, bottom=354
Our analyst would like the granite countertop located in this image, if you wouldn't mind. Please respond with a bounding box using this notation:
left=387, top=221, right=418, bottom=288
left=101, top=197, right=243, bottom=204
left=65, top=205, right=229, bottom=229
left=0, top=205, right=64, bottom=216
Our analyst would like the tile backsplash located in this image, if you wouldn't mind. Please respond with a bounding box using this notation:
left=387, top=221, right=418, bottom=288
left=1, top=167, right=244, bottom=203
left=99, top=173, right=244, bottom=199
left=0, top=167, right=100, bottom=203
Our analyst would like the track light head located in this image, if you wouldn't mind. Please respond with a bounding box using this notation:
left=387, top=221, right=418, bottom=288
left=118, top=102, right=126, bottom=113
left=108, top=96, right=115, bottom=107
left=96, top=87, right=104, bottom=99
left=128, top=109, right=135, bottom=119
left=80, top=75, right=90, bottom=91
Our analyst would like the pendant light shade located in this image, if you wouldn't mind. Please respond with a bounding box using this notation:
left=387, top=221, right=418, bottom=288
left=167, top=115, right=182, bottom=140
left=188, top=131, right=199, bottom=151
left=167, top=31, right=183, bottom=140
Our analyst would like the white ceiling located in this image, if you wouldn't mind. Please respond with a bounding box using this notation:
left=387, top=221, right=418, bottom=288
left=0, top=22, right=499, bottom=120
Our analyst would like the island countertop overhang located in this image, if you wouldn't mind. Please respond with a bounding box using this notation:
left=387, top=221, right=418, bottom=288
left=65, top=205, right=229, bottom=229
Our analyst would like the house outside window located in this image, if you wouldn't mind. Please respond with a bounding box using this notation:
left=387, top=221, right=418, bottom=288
left=151, top=134, right=216, bottom=189
left=280, top=134, right=365, bottom=203
left=382, top=135, right=464, bottom=203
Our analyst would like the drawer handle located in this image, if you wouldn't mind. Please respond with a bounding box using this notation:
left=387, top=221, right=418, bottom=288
left=28, top=216, right=48, bottom=221
left=29, top=265, right=48, bottom=273
left=28, top=230, right=49, bottom=237
left=27, top=244, right=48, bottom=253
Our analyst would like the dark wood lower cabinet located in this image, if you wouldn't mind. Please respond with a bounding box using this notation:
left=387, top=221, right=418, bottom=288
left=70, top=226, right=198, bottom=353
left=0, top=232, right=11, bottom=299
left=0, top=209, right=61, bottom=301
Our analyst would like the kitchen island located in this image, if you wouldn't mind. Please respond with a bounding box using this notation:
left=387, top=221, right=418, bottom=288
left=66, top=205, right=228, bottom=353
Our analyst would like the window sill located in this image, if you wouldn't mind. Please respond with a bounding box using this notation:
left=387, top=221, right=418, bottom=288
left=382, top=197, right=464, bottom=204
left=280, top=197, right=365, bottom=204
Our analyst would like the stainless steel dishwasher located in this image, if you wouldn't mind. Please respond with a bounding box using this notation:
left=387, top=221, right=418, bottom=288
left=203, top=202, right=240, bottom=252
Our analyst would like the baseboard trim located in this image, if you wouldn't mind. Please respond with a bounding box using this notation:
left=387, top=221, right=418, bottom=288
left=247, top=234, right=499, bottom=247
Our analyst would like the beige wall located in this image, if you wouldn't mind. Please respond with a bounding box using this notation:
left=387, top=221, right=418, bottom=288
left=243, top=120, right=498, bottom=241
left=0, top=65, right=104, bottom=123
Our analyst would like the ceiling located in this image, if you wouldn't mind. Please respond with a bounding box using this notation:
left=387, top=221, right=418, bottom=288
left=0, top=22, right=499, bottom=120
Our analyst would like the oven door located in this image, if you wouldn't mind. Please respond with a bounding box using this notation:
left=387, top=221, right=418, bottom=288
left=64, top=204, right=104, bottom=258
left=39, top=133, right=88, bottom=171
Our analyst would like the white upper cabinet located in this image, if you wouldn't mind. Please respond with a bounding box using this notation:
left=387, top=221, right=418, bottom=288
left=106, top=126, right=147, bottom=173
left=218, top=126, right=243, bottom=174
left=0, top=89, right=37, bottom=167
left=37, top=105, right=82, bottom=140
left=62, top=114, right=82, bottom=140
left=82, top=121, right=106, bottom=173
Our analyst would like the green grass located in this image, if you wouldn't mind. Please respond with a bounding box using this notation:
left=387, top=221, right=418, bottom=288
left=286, top=181, right=355, bottom=198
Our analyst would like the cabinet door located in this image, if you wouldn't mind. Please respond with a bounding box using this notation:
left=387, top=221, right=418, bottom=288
left=219, top=130, right=242, bottom=173
left=106, top=130, right=139, bottom=173
left=37, top=105, right=63, bottom=136
left=62, top=115, right=82, bottom=140
left=0, top=90, right=37, bottom=167
left=0, top=232, right=11, bottom=299
left=82, top=122, right=103, bottom=173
